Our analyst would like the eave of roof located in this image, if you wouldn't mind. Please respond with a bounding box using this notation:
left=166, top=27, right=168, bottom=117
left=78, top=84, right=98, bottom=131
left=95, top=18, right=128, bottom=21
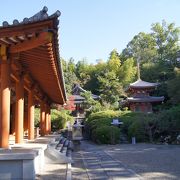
left=127, top=96, right=164, bottom=103
left=0, top=7, right=66, bottom=104
left=72, top=84, right=100, bottom=99
left=129, top=79, right=159, bottom=89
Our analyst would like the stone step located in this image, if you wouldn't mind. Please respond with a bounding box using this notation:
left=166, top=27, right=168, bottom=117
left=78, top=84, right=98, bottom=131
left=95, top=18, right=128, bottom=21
left=46, top=134, right=74, bottom=180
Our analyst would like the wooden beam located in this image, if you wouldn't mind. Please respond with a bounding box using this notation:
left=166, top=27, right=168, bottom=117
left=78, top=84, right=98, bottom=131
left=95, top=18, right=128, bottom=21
left=11, top=72, right=20, bottom=82
left=20, top=51, right=53, bottom=59
left=0, top=20, right=53, bottom=38
left=9, top=32, right=53, bottom=54
left=0, top=39, right=9, bottom=46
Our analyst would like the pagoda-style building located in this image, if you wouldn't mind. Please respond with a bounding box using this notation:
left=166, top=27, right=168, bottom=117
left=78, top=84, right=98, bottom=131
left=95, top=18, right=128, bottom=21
left=126, top=79, right=164, bottom=112
left=126, top=60, right=164, bottom=113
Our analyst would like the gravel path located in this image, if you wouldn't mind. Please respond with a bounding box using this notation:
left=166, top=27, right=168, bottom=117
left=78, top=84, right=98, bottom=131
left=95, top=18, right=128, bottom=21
left=72, top=141, right=180, bottom=180
left=72, top=141, right=140, bottom=180
left=104, top=143, right=180, bottom=180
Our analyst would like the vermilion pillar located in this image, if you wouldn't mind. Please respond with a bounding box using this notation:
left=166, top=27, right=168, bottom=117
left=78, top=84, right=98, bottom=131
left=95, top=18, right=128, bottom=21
left=0, top=53, right=11, bottom=148
left=28, top=91, right=34, bottom=140
left=40, top=102, right=45, bottom=136
left=15, top=78, right=24, bottom=144
left=45, top=105, right=49, bottom=135
left=48, top=108, right=51, bottom=134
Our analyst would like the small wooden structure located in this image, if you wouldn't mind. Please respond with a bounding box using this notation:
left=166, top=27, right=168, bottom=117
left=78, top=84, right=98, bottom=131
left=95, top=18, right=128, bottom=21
left=126, top=79, right=164, bottom=112
left=70, top=84, right=99, bottom=117
left=0, top=7, right=66, bottom=148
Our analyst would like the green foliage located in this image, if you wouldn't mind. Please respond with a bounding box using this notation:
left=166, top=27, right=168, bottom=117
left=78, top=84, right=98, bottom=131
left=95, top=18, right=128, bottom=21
left=151, top=20, right=180, bottom=65
left=34, top=108, right=40, bottom=127
left=86, top=110, right=124, bottom=144
left=107, top=49, right=121, bottom=74
left=75, top=58, right=93, bottom=86
left=92, top=125, right=120, bottom=144
left=83, top=61, right=106, bottom=95
left=51, top=109, right=74, bottom=131
left=34, top=108, right=74, bottom=131
left=98, top=71, right=124, bottom=105
left=86, top=106, right=180, bottom=144
left=87, top=110, right=122, bottom=122
left=121, top=32, right=157, bottom=63
left=80, top=91, right=102, bottom=115
left=118, top=58, right=137, bottom=86
left=142, top=61, right=174, bottom=82
left=157, top=105, right=180, bottom=133
left=61, top=57, right=79, bottom=94
left=167, top=68, right=180, bottom=104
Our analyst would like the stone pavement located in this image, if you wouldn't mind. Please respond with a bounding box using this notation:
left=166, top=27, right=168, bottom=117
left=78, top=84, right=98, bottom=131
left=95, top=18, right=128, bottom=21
left=36, top=163, right=67, bottom=180
left=72, top=141, right=141, bottom=180
left=104, top=143, right=180, bottom=180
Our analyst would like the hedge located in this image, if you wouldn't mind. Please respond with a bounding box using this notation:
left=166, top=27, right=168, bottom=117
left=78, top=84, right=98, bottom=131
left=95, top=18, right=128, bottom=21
left=92, top=125, right=120, bottom=144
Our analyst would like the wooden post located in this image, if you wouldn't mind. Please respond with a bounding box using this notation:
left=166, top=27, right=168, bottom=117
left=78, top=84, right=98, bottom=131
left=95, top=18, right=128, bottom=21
left=45, top=105, right=49, bottom=135
left=48, top=107, right=51, bottom=134
left=40, top=102, right=45, bottom=136
left=0, top=45, right=11, bottom=148
left=15, top=77, right=24, bottom=144
left=28, top=91, right=34, bottom=140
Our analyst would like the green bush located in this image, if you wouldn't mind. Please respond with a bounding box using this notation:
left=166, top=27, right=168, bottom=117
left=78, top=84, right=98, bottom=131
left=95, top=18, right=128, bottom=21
left=35, top=108, right=40, bottom=127
left=87, top=110, right=124, bottom=122
left=122, top=112, right=157, bottom=142
left=34, top=108, right=74, bottom=131
left=87, top=118, right=112, bottom=129
left=155, top=105, right=180, bottom=142
left=92, top=125, right=120, bottom=144
left=128, top=118, right=147, bottom=142
left=85, top=110, right=127, bottom=144
left=51, top=109, right=74, bottom=131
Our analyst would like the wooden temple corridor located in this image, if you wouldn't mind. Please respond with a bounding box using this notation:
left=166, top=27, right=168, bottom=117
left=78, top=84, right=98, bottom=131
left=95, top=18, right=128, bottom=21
left=0, top=6, right=66, bottom=148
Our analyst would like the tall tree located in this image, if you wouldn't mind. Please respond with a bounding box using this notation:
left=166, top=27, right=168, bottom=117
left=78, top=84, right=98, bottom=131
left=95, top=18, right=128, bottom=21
left=76, top=58, right=92, bottom=86
left=167, top=67, right=180, bottom=104
left=118, top=58, right=137, bottom=87
left=84, top=60, right=107, bottom=95
left=120, top=32, right=157, bottom=64
left=98, top=71, right=124, bottom=105
left=151, top=20, right=180, bottom=66
left=107, top=49, right=121, bottom=74
left=61, top=57, right=78, bottom=94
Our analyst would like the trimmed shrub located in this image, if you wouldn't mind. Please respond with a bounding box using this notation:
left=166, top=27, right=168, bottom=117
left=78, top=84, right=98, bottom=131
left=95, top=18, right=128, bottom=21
left=92, top=125, right=120, bottom=144
left=51, top=109, right=74, bottom=131
left=85, top=110, right=126, bottom=144
left=87, top=110, right=123, bottom=122
left=155, top=105, right=180, bottom=143
left=128, top=118, right=147, bottom=142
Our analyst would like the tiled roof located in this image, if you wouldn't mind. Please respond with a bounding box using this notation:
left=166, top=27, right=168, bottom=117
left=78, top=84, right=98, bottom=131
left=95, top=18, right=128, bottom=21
left=72, top=84, right=100, bottom=100
left=130, top=79, right=159, bottom=88
left=127, top=96, right=164, bottom=103
left=1, top=6, right=61, bottom=28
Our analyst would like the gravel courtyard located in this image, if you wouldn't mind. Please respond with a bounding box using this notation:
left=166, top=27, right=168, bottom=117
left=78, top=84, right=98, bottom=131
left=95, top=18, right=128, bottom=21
left=104, top=143, right=180, bottom=180
left=72, top=141, right=180, bottom=180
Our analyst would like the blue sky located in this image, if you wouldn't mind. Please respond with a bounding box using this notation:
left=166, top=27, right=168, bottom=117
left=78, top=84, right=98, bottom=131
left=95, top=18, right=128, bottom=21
left=0, top=0, right=180, bottom=63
